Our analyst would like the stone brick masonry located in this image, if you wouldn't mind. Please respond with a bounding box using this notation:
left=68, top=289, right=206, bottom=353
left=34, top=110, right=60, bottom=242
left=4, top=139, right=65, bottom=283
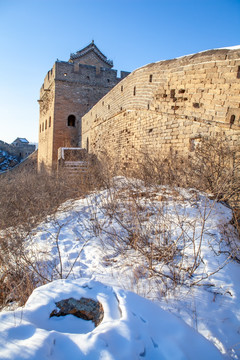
left=81, top=48, right=240, bottom=167
left=38, top=42, right=129, bottom=171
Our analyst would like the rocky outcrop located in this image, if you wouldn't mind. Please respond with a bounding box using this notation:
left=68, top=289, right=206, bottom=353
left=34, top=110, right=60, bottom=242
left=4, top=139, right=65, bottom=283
left=50, top=297, right=104, bottom=326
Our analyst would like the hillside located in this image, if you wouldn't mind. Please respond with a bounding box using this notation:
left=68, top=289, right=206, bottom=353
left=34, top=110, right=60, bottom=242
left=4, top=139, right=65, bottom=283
left=0, top=177, right=239, bottom=359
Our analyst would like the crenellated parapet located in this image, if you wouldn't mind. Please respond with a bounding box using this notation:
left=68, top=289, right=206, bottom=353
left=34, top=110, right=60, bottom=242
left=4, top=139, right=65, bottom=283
left=54, top=61, right=129, bottom=87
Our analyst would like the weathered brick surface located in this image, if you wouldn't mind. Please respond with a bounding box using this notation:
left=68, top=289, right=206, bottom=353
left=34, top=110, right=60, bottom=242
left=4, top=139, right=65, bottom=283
left=38, top=44, right=129, bottom=171
left=82, top=48, right=240, bottom=166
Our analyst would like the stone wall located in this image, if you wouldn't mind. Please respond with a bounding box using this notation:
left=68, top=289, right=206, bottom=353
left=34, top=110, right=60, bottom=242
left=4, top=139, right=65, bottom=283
left=38, top=64, right=56, bottom=169
left=0, top=140, right=35, bottom=160
left=0, top=140, right=16, bottom=156
left=81, top=48, right=240, bottom=167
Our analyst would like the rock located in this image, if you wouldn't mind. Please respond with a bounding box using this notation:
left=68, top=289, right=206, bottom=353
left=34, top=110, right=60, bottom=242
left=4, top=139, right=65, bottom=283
left=50, top=297, right=104, bottom=326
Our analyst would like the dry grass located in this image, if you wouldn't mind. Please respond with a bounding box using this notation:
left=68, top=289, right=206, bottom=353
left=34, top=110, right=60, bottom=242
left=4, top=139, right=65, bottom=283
left=0, top=154, right=105, bottom=308
left=0, top=134, right=239, bottom=308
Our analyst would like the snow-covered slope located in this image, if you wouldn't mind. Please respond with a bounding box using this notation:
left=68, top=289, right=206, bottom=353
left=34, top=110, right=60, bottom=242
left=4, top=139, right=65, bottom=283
left=0, top=279, right=224, bottom=360
left=0, top=178, right=239, bottom=359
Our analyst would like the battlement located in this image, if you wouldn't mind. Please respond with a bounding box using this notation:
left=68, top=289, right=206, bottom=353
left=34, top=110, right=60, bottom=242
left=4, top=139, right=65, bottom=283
left=40, top=64, right=56, bottom=97
left=39, top=62, right=130, bottom=100
left=55, top=61, right=129, bottom=87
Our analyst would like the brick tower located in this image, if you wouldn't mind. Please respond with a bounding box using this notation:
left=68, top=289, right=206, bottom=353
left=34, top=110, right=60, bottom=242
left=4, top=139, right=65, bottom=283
left=38, top=41, right=129, bottom=171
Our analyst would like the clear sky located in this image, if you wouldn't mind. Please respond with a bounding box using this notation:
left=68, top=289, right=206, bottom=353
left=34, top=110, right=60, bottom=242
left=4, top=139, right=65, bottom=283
left=0, top=0, right=239, bottom=144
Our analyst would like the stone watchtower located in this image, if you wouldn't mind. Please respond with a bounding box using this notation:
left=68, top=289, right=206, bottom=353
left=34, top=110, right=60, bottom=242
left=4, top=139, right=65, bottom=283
left=38, top=41, right=129, bottom=171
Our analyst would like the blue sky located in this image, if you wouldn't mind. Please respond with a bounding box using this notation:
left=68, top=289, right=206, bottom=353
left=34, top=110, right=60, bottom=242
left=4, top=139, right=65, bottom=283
left=0, top=0, right=239, bottom=144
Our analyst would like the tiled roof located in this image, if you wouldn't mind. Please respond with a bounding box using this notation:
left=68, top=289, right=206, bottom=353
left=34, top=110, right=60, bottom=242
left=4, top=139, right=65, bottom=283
left=69, top=41, right=113, bottom=67
left=12, top=138, right=29, bottom=144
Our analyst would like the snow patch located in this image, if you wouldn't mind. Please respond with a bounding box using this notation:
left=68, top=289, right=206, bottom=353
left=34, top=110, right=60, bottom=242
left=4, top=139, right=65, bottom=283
left=0, top=279, right=224, bottom=360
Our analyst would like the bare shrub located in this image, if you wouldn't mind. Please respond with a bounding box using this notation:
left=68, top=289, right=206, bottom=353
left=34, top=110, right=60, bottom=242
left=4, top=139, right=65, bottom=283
left=0, top=157, right=105, bottom=308
left=187, top=135, right=240, bottom=204
left=132, top=135, right=239, bottom=206
left=88, top=177, right=239, bottom=296
left=132, top=149, right=189, bottom=187
left=0, top=134, right=238, bottom=307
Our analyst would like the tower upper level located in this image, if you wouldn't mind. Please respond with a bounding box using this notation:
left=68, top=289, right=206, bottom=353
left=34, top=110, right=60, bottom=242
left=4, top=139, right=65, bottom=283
left=69, top=41, right=113, bottom=70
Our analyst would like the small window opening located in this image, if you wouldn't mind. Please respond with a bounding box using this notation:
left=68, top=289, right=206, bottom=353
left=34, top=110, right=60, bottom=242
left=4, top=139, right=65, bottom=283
left=49, top=116, right=51, bottom=127
left=64, top=73, right=67, bottom=77
left=86, top=138, right=89, bottom=153
left=102, top=101, right=104, bottom=106
left=45, top=120, right=47, bottom=129
left=230, top=114, right=235, bottom=127
left=133, top=86, right=136, bottom=96
left=68, top=114, right=76, bottom=127
left=121, top=85, right=123, bottom=92
left=147, top=104, right=150, bottom=110
left=42, top=122, right=44, bottom=131
left=107, top=79, right=110, bottom=83
left=87, top=76, right=90, bottom=80
left=149, top=74, right=153, bottom=83
left=108, top=105, right=110, bottom=110
left=237, top=66, right=240, bottom=79
left=170, top=89, right=175, bottom=98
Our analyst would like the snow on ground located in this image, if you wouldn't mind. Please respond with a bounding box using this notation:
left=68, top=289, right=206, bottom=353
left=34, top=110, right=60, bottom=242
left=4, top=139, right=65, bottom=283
left=0, top=177, right=240, bottom=359
left=0, top=279, right=224, bottom=360
left=0, top=150, right=19, bottom=172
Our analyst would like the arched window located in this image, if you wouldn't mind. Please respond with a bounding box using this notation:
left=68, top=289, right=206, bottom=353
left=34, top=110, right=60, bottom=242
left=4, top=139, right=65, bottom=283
left=68, top=114, right=76, bottom=127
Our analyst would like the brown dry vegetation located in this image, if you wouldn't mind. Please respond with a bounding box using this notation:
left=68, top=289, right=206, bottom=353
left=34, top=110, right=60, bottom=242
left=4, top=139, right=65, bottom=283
left=0, top=154, right=105, bottom=307
left=132, top=135, right=240, bottom=207
left=0, top=135, right=239, bottom=308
